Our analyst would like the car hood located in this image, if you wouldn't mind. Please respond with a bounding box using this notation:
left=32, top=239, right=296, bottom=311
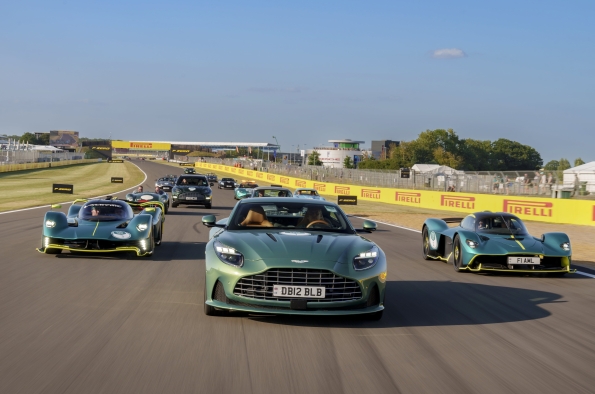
left=481, top=234, right=542, bottom=253
left=214, top=230, right=376, bottom=263
left=175, top=186, right=211, bottom=193
left=52, top=220, right=132, bottom=240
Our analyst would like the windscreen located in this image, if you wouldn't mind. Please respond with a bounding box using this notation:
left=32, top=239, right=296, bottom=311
left=79, top=203, right=133, bottom=221
left=297, top=189, right=319, bottom=196
left=476, top=215, right=529, bottom=235
left=253, top=189, right=293, bottom=197
left=221, top=178, right=234, bottom=182
left=228, top=201, right=354, bottom=233
left=177, top=177, right=208, bottom=186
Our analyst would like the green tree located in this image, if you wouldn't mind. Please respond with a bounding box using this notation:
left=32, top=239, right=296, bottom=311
left=574, top=157, right=585, bottom=167
left=20, top=132, right=37, bottom=144
left=307, top=150, right=323, bottom=166
left=459, top=139, right=492, bottom=171
left=544, top=160, right=560, bottom=171
left=558, top=158, right=571, bottom=171
left=343, top=156, right=354, bottom=169
left=36, top=133, right=50, bottom=145
left=490, top=139, right=543, bottom=170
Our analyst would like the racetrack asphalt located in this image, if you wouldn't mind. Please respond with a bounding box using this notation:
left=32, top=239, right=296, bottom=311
left=1, top=160, right=595, bottom=394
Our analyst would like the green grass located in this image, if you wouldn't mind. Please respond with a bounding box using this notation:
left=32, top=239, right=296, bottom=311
left=0, top=161, right=145, bottom=212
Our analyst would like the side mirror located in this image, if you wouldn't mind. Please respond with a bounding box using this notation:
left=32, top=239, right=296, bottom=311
left=51, top=204, right=62, bottom=209
left=357, top=220, right=377, bottom=233
left=202, top=215, right=217, bottom=227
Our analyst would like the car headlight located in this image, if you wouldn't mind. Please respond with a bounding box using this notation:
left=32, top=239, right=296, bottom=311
left=353, top=246, right=379, bottom=271
left=214, top=240, right=244, bottom=267
left=560, top=242, right=571, bottom=251
left=137, top=223, right=149, bottom=231
left=45, top=220, right=56, bottom=228
left=466, top=239, right=478, bottom=248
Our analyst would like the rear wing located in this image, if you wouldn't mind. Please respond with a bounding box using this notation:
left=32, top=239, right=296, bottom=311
left=441, top=218, right=464, bottom=223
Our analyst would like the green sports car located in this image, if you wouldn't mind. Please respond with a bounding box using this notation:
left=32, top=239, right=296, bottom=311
left=201, top=198, right=386, bottom=319
left=234, top=181, right=259, bottom=200
left=37, top=198, right=164, bottom=257
left=422, top=211, right=575, bottom=275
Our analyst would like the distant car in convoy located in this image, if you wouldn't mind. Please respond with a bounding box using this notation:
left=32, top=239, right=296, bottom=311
left=206, top=173, right=218, bottom=182
left=171, top=175, right=214, bottom=209
left=247, top=186, right=293, bottom=198
left=183, top=167, right=196, bottom=174
left=234, top=181, right=259, bottom=200
left=422, top=211, right=575, bottom=275
left=37, top=198, right=164, bottom=257
left=218, top=178, right=238, bottom=189
left=201, top=198, right=385, bottom=319
left=294, top=188, right=326, bottom=201
left=155, top=176, right=176, bottom=192
left=126, top=191, right=170, bottom=214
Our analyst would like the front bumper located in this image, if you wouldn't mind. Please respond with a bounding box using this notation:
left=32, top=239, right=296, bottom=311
left=464, top=254, right=575, bottom=274
left=206, top=299, right=384, bottom=316
left=37, top=244, right=152, bottom=256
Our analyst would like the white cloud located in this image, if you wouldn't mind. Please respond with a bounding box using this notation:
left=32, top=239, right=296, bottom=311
left=431, top=48, right=467, bottom=59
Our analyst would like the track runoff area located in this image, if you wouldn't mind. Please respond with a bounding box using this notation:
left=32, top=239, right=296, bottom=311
left=1, top=159, right=595, bottom=394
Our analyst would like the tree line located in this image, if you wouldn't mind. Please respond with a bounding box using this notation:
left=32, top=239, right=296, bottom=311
left=357, top=129, right=544, bottom=171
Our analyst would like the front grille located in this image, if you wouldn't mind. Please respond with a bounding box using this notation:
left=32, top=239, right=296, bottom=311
left=60, top=239, right=143, bottom=250
left=233, top=268, right=362, bottom=302
left=473, top=255, right=565, bottom=270
left=179, top=192, right=206, bottom=199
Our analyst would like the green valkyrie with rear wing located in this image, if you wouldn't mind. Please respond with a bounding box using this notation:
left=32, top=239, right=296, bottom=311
left=421, top=212, right=575, bottom=275
left=37, top=198, right=164, bottom=257
left=201, top=198, right=387, bottom=319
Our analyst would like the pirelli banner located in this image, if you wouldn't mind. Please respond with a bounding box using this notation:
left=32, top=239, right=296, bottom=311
left=195, top=162, right=595, bottom=227
left=111, top=141, right=172, bottom=151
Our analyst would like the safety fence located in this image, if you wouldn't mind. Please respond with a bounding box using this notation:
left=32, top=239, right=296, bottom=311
left=0, top=159, right=100, bottom=173
left=196, top=162, right=595, bottom=227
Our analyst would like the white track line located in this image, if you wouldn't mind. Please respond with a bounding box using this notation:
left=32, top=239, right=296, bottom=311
left=351, top=215, right=594, bottom=279
left=0, top=162, right=147, bottom=216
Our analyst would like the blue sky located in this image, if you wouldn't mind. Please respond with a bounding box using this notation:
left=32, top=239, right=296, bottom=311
left=1, top=0, right=593, bottom=162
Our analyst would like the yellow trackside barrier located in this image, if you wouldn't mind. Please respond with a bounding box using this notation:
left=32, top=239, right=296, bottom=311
left=196, top=162, right=595, bottom=227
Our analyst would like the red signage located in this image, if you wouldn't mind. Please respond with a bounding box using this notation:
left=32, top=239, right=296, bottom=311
left=441, top=195, right=475, bottom=209
left=503, top=200, right=553, bottom=217
left=335, top=186, right=350, bottom=195
left=314, top=183, right=326, bottom=192
left=295, top=180, right=306, bottom=187
left=361, top=188, right=381, bottom=199
left=395, top=192, right=421, bottom=204
left=280, top=177, right=289, bottom=184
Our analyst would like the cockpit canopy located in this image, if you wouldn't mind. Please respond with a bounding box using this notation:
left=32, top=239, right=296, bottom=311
left=79, top=201, right=133, bottom=221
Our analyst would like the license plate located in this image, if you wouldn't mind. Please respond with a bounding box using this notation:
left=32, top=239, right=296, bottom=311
left=273, top=285, right=325, bottom=298
left=186, top=197, right=197, bottom=200
left=508, top=257, right=541, bottom=265
left=163, top=187, right=170, bottom=190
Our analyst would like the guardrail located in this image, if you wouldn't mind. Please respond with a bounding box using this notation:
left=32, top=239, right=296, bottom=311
left=197, top=162, right=595, bottom=227
left=0, top=159, right=101, bottom=173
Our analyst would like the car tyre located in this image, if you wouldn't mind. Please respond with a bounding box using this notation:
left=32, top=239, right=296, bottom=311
left=205, top=203, right=212, bottom=209
left=365, top=310, right=384, bottom=321
left=453, top=235, right=463, bottom=272
left=155, top=222, right=163, bottom=246
left=171, top=202, right=178, bottom=208
left=422, top=227, right=431, bottom=260
left=204, top=285, right=217, bottom=316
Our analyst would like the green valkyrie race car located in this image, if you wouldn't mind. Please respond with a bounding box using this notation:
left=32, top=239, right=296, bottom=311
left=421, top=212, right=575, bottom=275
left=37, top=198, right=164, bottom=257
left=201, top=198, right=387, bottom=319
left=233, top=181, right=259, bottom=200
left=125, top=191, right=170, bottom=213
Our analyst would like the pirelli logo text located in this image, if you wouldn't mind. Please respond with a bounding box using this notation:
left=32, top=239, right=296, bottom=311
left=238, top=169, right=245, bottom=174
left=361, top=188, right=381, bottom=199
left=295, top=180, right=306, bottom=187
left=395, top=192, right=421, bottom=204
left=441, top=195, right=475, bottom=209
left=314, top=183, right=326, bottom=192
left=247, top=171, right=253, bottom=176
left=503, top=200, right=553, bottom=217
left=593, top=206, right=595, bottom=221
left=267, top=174, right=276, bottom=181
left=335, top=186, right=350, bottom=195
left=130, top=142, right=152, bottom=149
left=256, top=173, right=264, bottom=179
left=231, top=168, right=237, bottom=173
left=280, top=177, right=289, bottom=184
left=218, top=165, right=223, bottom=170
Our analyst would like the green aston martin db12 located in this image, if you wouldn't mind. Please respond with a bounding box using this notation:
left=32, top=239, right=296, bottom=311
left=422, top=211, right=575, bottom=275
left=38, top=198, right=164, bottom=257
left=202, top=198, right=386, bottom=319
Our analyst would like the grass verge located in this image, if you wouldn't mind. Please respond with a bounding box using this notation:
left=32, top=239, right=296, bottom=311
left=0, top=161, right=145, bottom=212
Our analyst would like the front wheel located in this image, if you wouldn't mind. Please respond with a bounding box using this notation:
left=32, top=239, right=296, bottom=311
left=155, top=222, right=163, bottom=246
left=422, top=227, right=431, bottom=260
left=453, top=235, right=464, bottom=272
left=171, top=202, right=178, bottom=208
left=205, top=203, right=212, bottom=209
